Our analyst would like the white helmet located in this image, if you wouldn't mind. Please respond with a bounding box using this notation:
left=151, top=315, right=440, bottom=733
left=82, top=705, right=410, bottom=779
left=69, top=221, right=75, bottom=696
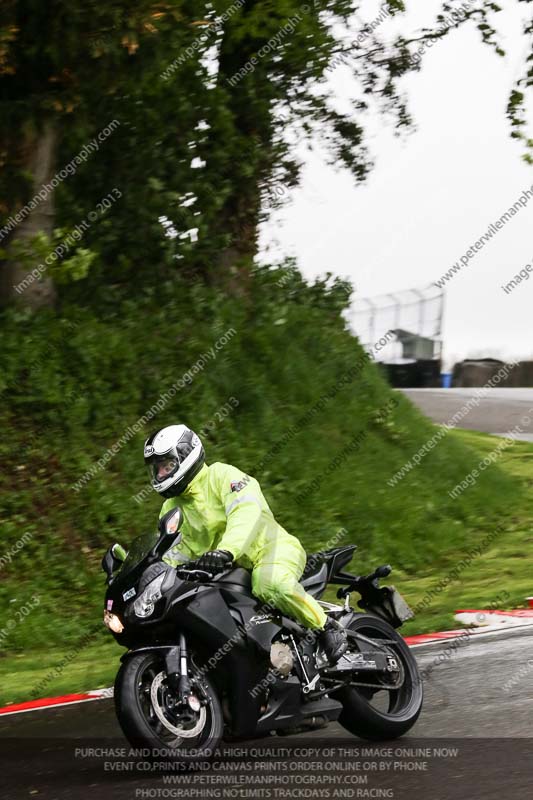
left=144, top=424, right=205, bottom=498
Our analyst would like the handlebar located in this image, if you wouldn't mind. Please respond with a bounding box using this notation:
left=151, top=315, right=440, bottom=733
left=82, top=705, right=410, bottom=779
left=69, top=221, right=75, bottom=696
left=175, top=557, right=237, bottom=583
left=175, top=555, right=236, bottom=583
left=175, top=567, right=215, bottom=582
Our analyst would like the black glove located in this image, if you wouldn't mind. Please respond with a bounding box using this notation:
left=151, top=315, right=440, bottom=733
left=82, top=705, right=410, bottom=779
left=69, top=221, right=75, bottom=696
left=194, top=549, right=233, bottom=575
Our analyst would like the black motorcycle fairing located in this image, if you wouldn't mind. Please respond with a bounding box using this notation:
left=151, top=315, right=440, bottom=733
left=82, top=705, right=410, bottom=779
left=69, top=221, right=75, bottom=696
left=105, top=540, right=170, bottom=623
left=214, top=567, right=252, bottom=592
left=299, top=546, right=357, bottom=599
left=168, top=583, right=324, bottom=737
left=222, top=590, right=283, bottom=654
left=171, top=586, right=274, bottom=737
left=224, top=646, right=271, bottom=738
left=119, top=644, right=176, bottom=664
left=183, top=586, right=245, bottom=645
left=327, top=545, right=358, bottom=576
left=300, top=562, right=328, bottom=598
left=255, top=675, right=342, bottom=735
left=120, top=575, right=202, bottom=628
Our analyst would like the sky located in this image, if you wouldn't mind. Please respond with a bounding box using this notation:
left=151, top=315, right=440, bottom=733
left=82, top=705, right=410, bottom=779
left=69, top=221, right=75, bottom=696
left=260, top=0, right=533, bottom=370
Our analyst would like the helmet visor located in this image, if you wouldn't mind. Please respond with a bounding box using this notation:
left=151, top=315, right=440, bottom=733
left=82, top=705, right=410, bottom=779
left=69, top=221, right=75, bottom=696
left=148, top=454, right=180, bottom=484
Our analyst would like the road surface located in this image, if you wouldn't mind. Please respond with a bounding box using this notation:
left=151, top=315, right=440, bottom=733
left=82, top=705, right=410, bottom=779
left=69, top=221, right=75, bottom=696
left=402, top=387, right=533, bottom=441
left=2, top=628, right=533, bottom=799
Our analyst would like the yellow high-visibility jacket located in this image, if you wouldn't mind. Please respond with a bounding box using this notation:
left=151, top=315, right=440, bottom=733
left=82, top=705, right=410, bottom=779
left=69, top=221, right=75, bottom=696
left=160, top=462, right=326, bottom=629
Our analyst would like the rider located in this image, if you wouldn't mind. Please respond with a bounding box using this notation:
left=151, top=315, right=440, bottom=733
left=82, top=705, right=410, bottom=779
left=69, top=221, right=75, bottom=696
left=144, top=424, right=348, bottom=663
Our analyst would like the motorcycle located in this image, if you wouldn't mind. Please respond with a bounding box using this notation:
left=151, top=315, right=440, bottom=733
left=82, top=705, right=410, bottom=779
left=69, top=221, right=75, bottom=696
left=102, top=507, right=423, bottom=757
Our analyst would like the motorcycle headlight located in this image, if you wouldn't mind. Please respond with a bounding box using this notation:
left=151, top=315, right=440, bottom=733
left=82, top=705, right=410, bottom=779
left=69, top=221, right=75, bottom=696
left=133, top=572, right=166, bottom=618
left=103, top=610, right=124, bottom=633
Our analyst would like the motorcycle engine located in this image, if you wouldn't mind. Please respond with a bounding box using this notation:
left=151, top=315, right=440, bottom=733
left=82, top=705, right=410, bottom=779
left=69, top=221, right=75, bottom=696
left=270, top=642, right=294, bottom=677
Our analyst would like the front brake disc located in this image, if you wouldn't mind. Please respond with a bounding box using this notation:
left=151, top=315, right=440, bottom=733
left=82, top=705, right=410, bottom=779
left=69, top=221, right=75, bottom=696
left=150, top=672, right=207, bottom=738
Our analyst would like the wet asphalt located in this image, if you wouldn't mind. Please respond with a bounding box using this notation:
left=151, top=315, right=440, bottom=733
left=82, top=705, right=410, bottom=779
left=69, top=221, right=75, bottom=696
left=2, top=628, right=533, bottom=799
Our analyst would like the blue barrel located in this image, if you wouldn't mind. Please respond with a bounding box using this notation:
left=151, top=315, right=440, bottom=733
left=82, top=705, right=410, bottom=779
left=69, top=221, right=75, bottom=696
left=441, top=373, right=452, bottom=389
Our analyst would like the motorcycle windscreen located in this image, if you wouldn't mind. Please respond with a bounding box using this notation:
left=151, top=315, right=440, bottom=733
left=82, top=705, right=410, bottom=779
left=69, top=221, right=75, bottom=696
left=120, top=531, right=159, bottom=577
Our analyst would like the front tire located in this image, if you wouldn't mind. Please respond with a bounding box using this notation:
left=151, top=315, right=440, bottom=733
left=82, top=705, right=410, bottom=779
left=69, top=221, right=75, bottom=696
left=333, top=614, right=423, bottom=740
left=114, top=651, right=223, bottom=760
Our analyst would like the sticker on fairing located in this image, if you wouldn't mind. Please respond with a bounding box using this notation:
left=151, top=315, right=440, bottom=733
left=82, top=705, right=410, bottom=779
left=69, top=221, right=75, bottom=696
left=123, top=587, right=136, bottom=601
left=250, top=614, right=274, bottom=624
left=106, top=599, right=114, bottom=611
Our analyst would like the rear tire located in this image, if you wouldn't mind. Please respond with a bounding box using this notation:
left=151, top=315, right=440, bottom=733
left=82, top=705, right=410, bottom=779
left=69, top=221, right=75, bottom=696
left=333, top=614, right=423, bottom=740
left=114, top=651, right=223, bottom=761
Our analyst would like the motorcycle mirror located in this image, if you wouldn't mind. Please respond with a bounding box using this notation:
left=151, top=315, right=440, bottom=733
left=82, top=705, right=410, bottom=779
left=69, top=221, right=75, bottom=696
left=101, top=543, right=125, bottom=580
left=158, top=507, right=183, bottom=540
left=374, top=564, right=392, bottom=579
left=153, top=507, right=183, bottom=559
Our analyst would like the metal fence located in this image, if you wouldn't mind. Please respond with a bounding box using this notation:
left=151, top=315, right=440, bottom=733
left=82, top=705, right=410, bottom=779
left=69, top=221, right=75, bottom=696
left=346, top=284, right=444, bottom=363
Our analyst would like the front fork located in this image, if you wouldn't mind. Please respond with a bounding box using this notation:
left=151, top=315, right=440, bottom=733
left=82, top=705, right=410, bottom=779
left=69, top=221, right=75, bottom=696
left=165, top=633, right=193, bottom=703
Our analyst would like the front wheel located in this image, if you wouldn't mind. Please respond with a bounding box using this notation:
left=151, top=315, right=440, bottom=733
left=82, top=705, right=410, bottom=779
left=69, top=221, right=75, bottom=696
left=114, top=651, right=223, bottom=760
left=333, top=614, right=423, bottom=740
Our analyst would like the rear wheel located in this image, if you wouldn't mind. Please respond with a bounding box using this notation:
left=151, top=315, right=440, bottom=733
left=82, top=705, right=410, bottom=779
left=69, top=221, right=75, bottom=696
left=332, top=614, right=423, bottom=740
left=114, top=651, right=223, bottom=761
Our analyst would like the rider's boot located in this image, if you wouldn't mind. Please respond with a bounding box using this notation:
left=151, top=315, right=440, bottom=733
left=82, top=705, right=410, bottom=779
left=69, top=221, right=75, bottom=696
left=319, top=618, right=348, bottom=664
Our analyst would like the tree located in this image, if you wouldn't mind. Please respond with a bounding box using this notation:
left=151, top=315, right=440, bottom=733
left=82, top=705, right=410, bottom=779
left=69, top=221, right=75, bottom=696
left=0, top=1, right=422, bottom=305
left=70, top=0, right=529, bottom=290
left=0, top=0, right=195, bottom=307
left=62, top=0, right=416, bottom=292
left=196, top=0, right=411, bottom=283
left=2, top=1, right=532, bottom=308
